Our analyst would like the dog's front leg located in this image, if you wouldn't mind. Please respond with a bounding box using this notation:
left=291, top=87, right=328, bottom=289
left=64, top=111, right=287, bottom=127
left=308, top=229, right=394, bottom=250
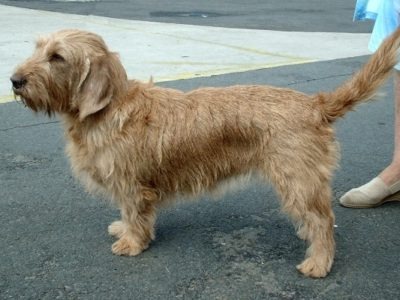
left=108, top=190, right=157, bottom=256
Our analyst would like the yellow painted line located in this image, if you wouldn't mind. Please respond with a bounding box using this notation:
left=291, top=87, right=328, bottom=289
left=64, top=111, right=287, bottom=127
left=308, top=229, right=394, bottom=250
left=79, top=14, right=316, bottom=79
left=154, top=58, right=315, bottom=82
left=152, top=32, right=308, bottom=61
left=0, top=95, right=14, bottom=104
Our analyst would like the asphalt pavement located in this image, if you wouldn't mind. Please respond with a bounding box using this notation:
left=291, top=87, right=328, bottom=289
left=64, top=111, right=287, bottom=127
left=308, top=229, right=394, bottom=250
left=0, top=1, right=399, bottom=299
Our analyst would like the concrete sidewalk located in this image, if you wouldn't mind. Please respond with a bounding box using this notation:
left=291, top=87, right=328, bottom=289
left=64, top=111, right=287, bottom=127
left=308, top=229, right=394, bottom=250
left=0, top=4, right=371, bottom=103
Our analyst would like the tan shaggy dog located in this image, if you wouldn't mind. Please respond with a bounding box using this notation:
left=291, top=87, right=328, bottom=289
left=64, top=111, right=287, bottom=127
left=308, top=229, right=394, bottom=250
left=10, top=28, right=400, bottom=278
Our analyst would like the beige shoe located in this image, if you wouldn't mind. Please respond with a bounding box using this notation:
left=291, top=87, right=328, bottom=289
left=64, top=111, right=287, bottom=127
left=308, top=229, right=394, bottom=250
left=340, top=177, right=400, bottom=208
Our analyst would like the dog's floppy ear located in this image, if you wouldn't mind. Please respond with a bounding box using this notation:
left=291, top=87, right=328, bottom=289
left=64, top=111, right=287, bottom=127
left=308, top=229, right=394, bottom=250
left=77, top=53, right=127, bottom=121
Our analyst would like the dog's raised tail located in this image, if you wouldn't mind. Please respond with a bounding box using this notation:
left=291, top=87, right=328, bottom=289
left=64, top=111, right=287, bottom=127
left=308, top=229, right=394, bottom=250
left=317, top=27, right=400, bottom=122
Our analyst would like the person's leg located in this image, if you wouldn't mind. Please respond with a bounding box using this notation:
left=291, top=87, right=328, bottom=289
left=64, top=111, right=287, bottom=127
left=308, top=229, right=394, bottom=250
left=379, top=70, right=400, bottom=185
left=340, top=70, right=400, bottom=208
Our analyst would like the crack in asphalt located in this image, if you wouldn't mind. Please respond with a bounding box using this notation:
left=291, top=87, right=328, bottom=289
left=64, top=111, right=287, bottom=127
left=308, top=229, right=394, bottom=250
left=0, top=120, right=60, bottom=132
left=286, top=72, right=353, bottom=86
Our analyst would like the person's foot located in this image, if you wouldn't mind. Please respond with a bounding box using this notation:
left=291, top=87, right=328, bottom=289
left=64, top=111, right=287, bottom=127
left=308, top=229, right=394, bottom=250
left=339, top=177, right=400, bottom=208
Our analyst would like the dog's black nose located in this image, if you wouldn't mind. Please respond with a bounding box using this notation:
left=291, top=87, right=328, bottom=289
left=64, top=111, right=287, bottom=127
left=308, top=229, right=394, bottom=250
left=10, top=74, right=27, bottom=90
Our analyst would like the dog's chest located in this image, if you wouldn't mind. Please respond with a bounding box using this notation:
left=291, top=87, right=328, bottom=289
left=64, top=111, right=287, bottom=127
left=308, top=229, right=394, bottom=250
left=65, top=130, right=116, bottom=194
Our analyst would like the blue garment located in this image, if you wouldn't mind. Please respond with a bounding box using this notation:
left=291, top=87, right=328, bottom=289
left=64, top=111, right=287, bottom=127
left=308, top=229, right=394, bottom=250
left=354, top=0, right=399, bottom=52
left=354, top=0, right=380, bottom=20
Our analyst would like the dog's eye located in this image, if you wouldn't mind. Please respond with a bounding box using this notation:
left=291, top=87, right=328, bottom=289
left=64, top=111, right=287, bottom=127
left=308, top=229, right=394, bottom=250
left=49, top=53, right=65, bottom=62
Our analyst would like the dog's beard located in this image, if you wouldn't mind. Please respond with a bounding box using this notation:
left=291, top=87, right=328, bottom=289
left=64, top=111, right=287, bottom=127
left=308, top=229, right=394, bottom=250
left=13, top=87, right=38, bottom=112
left=13, top=87, right=55, bottom=116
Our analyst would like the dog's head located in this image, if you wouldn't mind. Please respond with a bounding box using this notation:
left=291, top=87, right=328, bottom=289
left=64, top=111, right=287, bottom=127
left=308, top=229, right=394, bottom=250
left=11, top=29, right=128, bottom=120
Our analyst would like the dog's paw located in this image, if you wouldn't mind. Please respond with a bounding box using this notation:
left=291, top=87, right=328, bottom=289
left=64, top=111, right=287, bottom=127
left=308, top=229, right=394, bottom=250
left=296, top=257, right=330, bottom=278
left=111, top=237, right=147, bottom=256
left=108, top=220, right=125, bottom=238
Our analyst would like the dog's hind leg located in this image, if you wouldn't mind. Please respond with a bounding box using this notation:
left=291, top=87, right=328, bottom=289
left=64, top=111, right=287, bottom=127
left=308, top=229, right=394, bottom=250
left=268, top=168, right=335, bottom=278
left=109, top=189, right=157, bottom=256
left=294, top=184, right=335, bottom=278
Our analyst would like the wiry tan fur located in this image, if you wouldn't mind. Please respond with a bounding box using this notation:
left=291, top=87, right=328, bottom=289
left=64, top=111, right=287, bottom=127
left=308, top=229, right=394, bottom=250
left=11, top=28, right=400, bottom=278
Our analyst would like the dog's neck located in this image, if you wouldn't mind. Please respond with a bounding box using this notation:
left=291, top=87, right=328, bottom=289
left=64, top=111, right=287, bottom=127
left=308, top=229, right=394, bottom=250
left=61, top=80, right=151, bottom=145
